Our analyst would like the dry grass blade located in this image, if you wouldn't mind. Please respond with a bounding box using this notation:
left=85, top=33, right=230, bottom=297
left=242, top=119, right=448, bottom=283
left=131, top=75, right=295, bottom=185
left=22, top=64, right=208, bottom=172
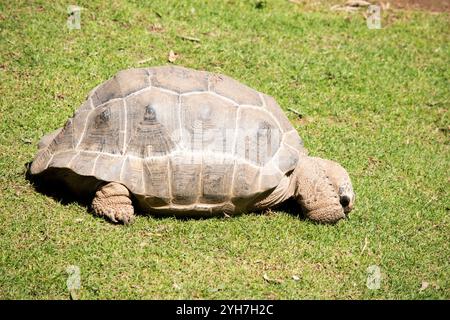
left=263, top=273, right=283, bottom=284
left=287, top=107, right=303, bottom=118
left=178, top=35, right=201, bottom=42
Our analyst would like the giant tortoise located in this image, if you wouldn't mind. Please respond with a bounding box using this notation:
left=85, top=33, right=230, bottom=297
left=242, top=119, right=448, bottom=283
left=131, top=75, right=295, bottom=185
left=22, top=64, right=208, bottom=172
left=29, top=66, right=355, bottom=224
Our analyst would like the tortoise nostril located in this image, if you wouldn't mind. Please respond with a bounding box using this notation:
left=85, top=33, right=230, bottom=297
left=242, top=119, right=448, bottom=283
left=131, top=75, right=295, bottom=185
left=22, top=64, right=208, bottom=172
left=340, top=195, right=350, bottom=208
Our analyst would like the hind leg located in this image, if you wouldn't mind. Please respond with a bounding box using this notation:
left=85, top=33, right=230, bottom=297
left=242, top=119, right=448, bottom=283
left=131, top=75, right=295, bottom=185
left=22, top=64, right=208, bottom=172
left=92, top=182, right=135, bottom=224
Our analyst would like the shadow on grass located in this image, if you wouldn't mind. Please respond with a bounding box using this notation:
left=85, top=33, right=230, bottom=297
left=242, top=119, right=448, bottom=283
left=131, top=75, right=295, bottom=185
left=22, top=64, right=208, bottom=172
left=25, top=162, right=93, bottom=208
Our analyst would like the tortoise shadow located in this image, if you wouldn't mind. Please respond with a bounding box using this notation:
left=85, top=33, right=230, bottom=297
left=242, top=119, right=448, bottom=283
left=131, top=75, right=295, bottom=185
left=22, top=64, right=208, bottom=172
left=266, top=198, right=307, bottom=220
left=25, top=162, right=92, bottom=209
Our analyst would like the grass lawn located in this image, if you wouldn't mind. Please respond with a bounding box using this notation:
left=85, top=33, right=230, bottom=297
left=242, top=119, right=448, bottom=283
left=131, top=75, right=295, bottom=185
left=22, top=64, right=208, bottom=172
left=0, top=0, right=449, bottom=299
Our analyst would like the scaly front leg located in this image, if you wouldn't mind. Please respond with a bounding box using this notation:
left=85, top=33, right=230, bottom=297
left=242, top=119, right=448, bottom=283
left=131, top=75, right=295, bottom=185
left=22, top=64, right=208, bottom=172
left=92, top=182, right=135, bottom=224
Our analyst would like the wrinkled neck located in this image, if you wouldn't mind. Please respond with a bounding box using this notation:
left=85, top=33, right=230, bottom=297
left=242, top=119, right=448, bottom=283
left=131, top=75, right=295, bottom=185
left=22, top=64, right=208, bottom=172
left=250, top=172, right=297, bottom=211
left=260, top=163, right=305, bottom=203
left=250, top=156, right=314, bottom=211
left=288, top=155, right=310, bottom=199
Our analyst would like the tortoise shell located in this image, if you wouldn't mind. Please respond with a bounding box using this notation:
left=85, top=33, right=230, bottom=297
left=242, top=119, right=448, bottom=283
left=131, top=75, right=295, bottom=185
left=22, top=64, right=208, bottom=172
left=30, top=66, right=306, bottom=215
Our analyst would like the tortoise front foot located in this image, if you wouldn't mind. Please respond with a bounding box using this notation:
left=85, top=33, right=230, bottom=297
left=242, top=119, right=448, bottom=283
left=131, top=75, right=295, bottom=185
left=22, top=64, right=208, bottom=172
left=92, top=182, right=135, bottom=224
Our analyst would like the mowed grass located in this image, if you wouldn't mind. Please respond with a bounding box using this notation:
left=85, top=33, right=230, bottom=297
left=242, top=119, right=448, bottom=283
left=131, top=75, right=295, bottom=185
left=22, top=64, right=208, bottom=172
left=0, top=0, right=449, bottom=299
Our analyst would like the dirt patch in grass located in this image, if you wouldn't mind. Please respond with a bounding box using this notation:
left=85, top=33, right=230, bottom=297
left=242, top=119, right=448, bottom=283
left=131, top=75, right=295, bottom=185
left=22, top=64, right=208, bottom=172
left=389, top=0, right=450, bottom=12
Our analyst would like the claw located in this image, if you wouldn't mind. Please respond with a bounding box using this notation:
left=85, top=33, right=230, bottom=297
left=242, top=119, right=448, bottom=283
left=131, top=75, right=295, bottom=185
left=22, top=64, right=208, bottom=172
left=104, top=208, right=118, bottom=223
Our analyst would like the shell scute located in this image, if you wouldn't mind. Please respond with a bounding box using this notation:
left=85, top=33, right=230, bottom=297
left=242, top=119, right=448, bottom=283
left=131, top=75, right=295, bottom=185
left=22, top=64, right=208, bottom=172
left=200, top=155, right=234, bottom=204
left=70, top=152, right=98, bottom=176
left=262, top=94, right=292, bottom=133
left=122, top=156, right=145, bottom=194
left=180, top=93, right=237, bottom=154
left=284, top=130, right=306, bottom=155
left=48, top=150, right=77, bottom=169
left=93, top=154, right=124, bottom=182
left=77, top=100, right=125, bottom=155
left=169, top=153, right=202, bottom=205
left=273, top=142, right=299, bottom=173
left=143, top=157, right=171, bottom=206
left=209, top=74, right=262, bottom=106
left=235, top=107, right=282, bottom=166
left=150, top=66, right=208, bottom=93
left=91, top=68, right=150, bottom=106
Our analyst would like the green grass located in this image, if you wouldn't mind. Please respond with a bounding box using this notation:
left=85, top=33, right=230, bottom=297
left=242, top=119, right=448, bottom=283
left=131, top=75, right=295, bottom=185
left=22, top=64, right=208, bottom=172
left=0, top=0, right=449, bottom=299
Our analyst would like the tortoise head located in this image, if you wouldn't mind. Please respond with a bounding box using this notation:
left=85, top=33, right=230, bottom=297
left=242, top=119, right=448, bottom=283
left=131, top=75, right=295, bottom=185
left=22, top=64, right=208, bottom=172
left=315, top=157, right=355, bottom=214
left=292, top=156, right=355, bottom=224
